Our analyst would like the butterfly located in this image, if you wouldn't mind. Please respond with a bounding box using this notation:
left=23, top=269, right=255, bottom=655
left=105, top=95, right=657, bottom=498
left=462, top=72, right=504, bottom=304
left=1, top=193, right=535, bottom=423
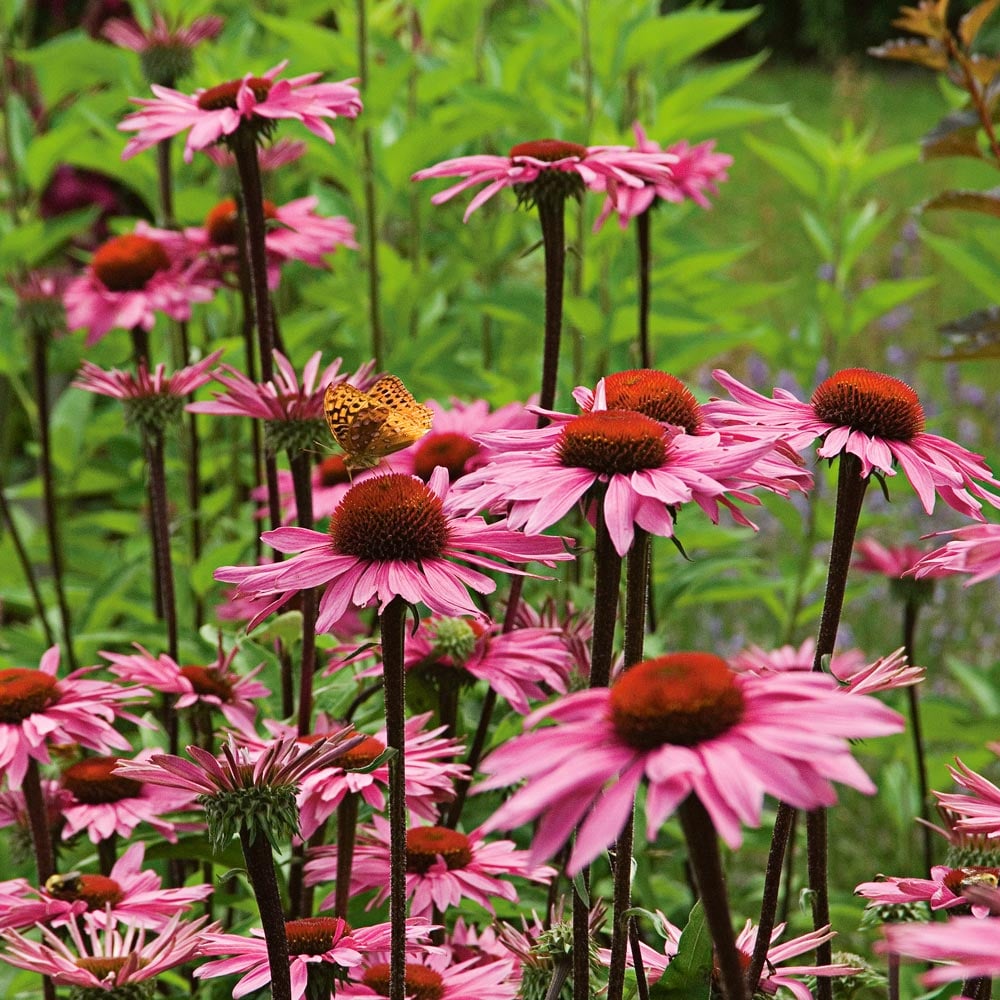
left=323, top=374, right=433, bottom=472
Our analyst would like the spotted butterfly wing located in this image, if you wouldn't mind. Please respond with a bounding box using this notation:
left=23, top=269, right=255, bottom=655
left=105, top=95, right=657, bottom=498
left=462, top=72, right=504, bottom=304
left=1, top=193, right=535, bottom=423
left=323, top=375, right=432, bottom=472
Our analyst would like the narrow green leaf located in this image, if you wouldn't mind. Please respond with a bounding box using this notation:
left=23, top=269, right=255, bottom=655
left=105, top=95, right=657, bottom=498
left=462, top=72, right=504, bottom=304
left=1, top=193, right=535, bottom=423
left=649, top=900, right=712, bottom=1000
left=742, top=133, right=820, bottom=200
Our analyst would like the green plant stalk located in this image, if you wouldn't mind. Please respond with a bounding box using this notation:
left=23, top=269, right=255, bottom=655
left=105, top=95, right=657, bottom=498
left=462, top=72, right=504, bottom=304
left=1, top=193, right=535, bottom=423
left=380, top=596, right=408, bottom=1000
left=29, top=328, right=75, bottom=669
left=608, top=530, right=651, bottom=1000
left=357, top=0, right=384, bottom=369
left=678, top=795, right=748, bottom=1000
left=239, top=825, right=292, bottom=1000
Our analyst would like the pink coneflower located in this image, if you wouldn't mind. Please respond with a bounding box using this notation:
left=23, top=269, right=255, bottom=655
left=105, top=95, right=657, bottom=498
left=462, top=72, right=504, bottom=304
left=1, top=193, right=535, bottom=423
left=103, top=641, right=268, bottom=734
left=0, top=912, right=214, bottom=990
left=64, top=231, right=217, bottom=345
left=879, top=915, right=1000, bottom=986
left=74, top=350, right=224, bottom=435
left=0, top=646, right=147, bottom=790
left=594, top=123, right=732, bottom=229
left=195, top=915, right=432, bottom=1000
left=513, top=596, right=594, bottom=684
left=188, top=350, right=374, bottom=455
left=412, top=138, right=676, bottom=221
left=596, top=910, right=681, bottom=979
left=60, top=754, right=199, bottom=845
left=731, top=639, right=923, bottom=696
left=707, top=368, right=1000, bottom=519
left=295, top=712, right=469, bottom=838
left=0, top=840, right=212, bottom=931
left=391, top=398, right=536, bottom=483
left=339, top=950, right=519, bottom=1000
left=102, top=12, right=223, bottom=85
left=204, top=137, right=308, bottom=171
left=855, top=537, right=946, bottom=579
left=478, top=652, right=904, bottom=872
left=214, top=468, right=573, bottom=632
left=304, top=815, right=555, bottom=917
left=934, top=759, right=1000, bottom=838
left=912, top=523, right=1000, bottom=585
left=733, top=921, right=859, bottom=998
left=114, top=732, right=361, bottom=849
left=453, top=404, right=781, bottom=557
left=857, top=864, right=1000, bottom=919
left=120, top=60, right=362, bottom=162
left=387, top=614, right=574, bottom=715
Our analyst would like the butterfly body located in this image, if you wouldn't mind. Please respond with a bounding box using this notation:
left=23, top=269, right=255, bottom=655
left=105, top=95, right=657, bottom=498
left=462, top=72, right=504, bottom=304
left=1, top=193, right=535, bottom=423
left=323, top=374, right=433, bottom=472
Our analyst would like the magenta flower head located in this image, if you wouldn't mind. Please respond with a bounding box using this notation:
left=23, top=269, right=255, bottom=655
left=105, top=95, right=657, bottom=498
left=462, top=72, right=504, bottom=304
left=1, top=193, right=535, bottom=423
left=412, top=138, right=676, bottom=220
left=912, top=523, right=1000, bottom=585
left=594, top=122, right=732, bottom=230
left=64, top=231, right=218, bottom=345
left=857, top=863, right=1000, bottom=920
left=74, top=350, right=223, bottom=436
left=115, top=732, right=361, bottom=851
left=339, top=950, right=519, bottom=1000
left=0, top=911, right=216, bottom=993
left=214, top=467, right=574, bottom=632
left=119, top=60, right=362, bottom=163
left=879, top=915, right=1000, bottom=986
left=0, top=646, right=147, bottom=790
left=707, top=367, right=1000, bottom=519
left=478, top=651, right=904, bottom=872
left=102, top=12, right=223, bottom=85
left=188, top=350, right=374, bottom=455
left=305, top=815, right=554, bottom=917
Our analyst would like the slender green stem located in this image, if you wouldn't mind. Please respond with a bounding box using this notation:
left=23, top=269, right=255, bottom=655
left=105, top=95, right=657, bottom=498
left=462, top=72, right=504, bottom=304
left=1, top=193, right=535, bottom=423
left=30, top=329, right=75, bottom=669
left=536, top=196, right=568, bottom=413
left=380, top=596, right=408, bottom=1000
left=636, top=210, right=652, bottom=368
left=903, top=597, right=932, bottom=873
left=678, top=795, right=748, bottom=1000
left=239, top=827, right=291, bottom=1000
left=357, top=0, right=383, bottom=369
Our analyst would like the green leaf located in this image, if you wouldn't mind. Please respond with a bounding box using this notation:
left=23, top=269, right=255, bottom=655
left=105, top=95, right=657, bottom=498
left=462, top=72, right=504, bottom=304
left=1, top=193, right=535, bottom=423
left=0, top=209, right=99, bottom=269
left=251, top=13, right=355, bottom=73
left=920, top=226, right=1000, bottom=300
left=946, top=656, right=1000, bottom=715
left=848, top=278, right=935, bottom=336
left=742, top=133, right=820, bottom=200
left=649, top=900, right=712, bottom=1000
left=623, top=8, right=761, bottom=72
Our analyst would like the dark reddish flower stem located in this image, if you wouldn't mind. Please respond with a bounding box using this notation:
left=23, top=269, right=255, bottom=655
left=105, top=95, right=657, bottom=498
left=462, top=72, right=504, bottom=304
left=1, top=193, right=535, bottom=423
left=444, top=575, right=524, bottom=828
left=288, top=451, right=318, bottom=737
left=334, top=792, right=360, bottom=919
left=230, top=128, right=276, bottom=384
left=636, top=209, right=652, bottom=368
left=239, top=826, right=291, bottom=1000
left=536, top=196, right=567, bottom=413
left=678, top=795, right=749, bottom=1000
left=30, top=329, right=76, bottom=669
left=750, top=454, right=869, bottom=999
left=608, top=529, right=651, bottom=1000
left=887, top=951, right=899, bottom=1000
left=380, top=596, right=408, bottom=1000
left=145, top=431, right=179, bottom=665
left=589, top=499, right=623, bottom=688
left=746, top=802, right=795, bottom=990
left=23, top=759, right=55, bottom=883
left=156, top=136, right=175, bottom=227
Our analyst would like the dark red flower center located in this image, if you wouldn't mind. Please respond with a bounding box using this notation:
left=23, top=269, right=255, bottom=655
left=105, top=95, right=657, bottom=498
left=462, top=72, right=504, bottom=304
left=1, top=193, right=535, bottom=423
left=48, top=873, right=124, bottom=908
left=943, top=866, right=1000, bottom=892
left=362, top=963, right=445, bottom=1000
left=196, top=76, right=273, bottom=111
left=411, top=432, right=480, bottom=482
left=557, top=411, right=666, bottom=476
left=329, top=474, right=450, bottom=561
left=510, top=139, right=588, bottom=162
left=62, top=757, right=142, bottom=804
left=75, top=956, right=136, bottom=978
left=284, top=916, right=350, bottom=955
left=810, top=368, right=925, bottom=441
left=180, top=665, right=234, bottom=701
left=318, top=455, right=352, bottom=487
left=599, top=370, right=702, bottom=434
left=204, top=197, right=278, bottom=246
left=91, top=234, right=171, bottom=292
left=0, top=669, right=58, bottom=723
left=609, top=653, right=745, bottom=750
left=337, top=735, right=386, bottom=769
left=405, top=825, right=473, bottom=874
